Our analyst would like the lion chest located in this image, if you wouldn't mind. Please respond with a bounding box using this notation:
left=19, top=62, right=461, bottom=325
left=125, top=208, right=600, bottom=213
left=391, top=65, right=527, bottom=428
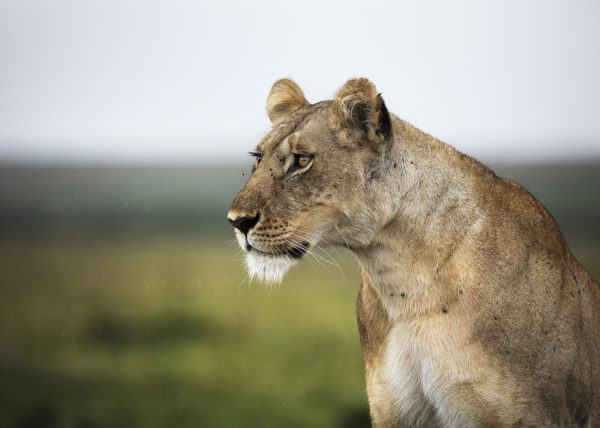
left=362, top=318, right=485, bottom=427
left=365, top=322, right=439, bottom=426
left=356, top=280, right=444, bottom=424
left=357, top=281, right=516, bottom=427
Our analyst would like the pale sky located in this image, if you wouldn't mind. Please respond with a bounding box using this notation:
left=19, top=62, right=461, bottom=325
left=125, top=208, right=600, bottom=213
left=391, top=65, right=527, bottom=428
left=0, top=0, right=599, bottom=163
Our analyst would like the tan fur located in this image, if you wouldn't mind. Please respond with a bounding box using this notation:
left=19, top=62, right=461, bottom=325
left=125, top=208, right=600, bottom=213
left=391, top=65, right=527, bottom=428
left=228, top=78, right=600, bottom=427
left=266, top=78, right=309, bottom=124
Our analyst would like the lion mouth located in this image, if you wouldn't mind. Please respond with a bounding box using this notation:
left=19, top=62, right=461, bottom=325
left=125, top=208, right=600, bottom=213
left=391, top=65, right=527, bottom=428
left=285, top=244, right=309, bottom=259
left=246, top=242, right=309, bottom=260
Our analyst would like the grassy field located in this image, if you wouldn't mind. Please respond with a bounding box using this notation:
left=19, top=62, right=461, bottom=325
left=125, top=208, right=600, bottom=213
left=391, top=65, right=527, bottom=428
left=0, top=162, right=598, bottom=427
left=0, top=233, right=367, bottom=428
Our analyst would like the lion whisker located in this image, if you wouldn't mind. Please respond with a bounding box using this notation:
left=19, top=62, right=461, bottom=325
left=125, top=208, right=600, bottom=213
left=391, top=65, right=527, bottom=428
left=286, top=236, right=344, bottom=278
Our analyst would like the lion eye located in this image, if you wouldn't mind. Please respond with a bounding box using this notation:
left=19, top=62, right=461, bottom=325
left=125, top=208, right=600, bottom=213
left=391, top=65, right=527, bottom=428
left=287, top=153, right=313, bottom=175
left=294, top=154, right=312, bottom=170
left=298, top=156, right=310, bottom=167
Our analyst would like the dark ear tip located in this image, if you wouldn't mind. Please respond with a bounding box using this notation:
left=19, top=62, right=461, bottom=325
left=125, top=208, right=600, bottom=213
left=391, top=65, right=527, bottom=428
left=376, top=94, right=392, bottom=139
left=334, top=78, right=392, bottom=141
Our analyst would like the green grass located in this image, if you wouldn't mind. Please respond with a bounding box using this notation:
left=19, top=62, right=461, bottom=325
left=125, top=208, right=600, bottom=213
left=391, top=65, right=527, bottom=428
left=0, top=233, right=368, bottom=428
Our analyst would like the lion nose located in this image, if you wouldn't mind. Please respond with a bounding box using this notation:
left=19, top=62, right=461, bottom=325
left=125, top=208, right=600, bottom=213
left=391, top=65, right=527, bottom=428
left=227, top=212, right=260, bottom=235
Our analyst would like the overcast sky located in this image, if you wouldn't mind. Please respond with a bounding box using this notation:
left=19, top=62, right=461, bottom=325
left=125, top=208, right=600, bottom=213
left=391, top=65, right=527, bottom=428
left=0, top=0, right=599, bottom=163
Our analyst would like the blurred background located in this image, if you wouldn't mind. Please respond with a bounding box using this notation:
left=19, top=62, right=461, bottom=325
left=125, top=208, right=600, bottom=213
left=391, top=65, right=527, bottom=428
left=0, top=1, right=598, bottom=427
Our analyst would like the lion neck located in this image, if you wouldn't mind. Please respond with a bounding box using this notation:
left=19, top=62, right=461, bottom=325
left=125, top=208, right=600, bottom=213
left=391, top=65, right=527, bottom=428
left=353, top=118, right=485, bottom=319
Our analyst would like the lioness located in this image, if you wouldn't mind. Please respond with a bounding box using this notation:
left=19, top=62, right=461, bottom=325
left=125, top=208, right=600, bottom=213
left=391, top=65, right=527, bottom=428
left=227, top=78, right=600, bottom=427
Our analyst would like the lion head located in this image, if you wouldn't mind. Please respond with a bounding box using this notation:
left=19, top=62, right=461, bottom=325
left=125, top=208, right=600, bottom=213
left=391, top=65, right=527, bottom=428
left=228, top=78, right=394, bottom=283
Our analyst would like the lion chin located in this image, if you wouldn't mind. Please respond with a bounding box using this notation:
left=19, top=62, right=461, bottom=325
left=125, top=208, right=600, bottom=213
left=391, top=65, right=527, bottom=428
left=244, top=251, right=296, bottom=284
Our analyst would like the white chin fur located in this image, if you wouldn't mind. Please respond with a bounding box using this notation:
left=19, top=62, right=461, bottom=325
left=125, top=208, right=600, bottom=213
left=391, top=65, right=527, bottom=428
left=245, top=251, right=296, bottom=284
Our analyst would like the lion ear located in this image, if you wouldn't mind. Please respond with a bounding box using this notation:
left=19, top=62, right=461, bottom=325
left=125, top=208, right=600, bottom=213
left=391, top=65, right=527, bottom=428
left=334, top=78, right=392, bottom=143
left=266, top=79, right=309, bottom=124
